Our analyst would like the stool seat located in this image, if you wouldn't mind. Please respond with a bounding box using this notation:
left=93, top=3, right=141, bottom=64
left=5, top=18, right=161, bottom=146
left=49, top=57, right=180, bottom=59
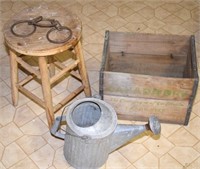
left=3, top=4, right=81, bottom=56
left=3, top=4, right=91, bottom=128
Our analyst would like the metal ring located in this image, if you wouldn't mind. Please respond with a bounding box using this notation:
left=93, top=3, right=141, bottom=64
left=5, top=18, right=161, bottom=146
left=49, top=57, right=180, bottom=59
left=46, top=26, right=72, bottom=44
left=33, top=18, right=57, bottom=28
left=11, top=20, right=36, bottom=37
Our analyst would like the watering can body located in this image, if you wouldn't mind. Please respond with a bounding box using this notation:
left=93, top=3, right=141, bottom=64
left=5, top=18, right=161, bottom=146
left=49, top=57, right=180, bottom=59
left=51, top=98, right=161, bottom=169
left=64, top=130, right=111, bottom=169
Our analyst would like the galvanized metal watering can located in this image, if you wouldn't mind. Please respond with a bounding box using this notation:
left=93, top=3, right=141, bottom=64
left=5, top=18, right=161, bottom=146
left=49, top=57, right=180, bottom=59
left=51, top=98, right=161, bottom=169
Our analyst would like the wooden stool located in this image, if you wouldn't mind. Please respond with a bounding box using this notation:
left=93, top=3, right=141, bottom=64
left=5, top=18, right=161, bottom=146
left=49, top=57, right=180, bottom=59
left=3, top=5, right=91, bottom=128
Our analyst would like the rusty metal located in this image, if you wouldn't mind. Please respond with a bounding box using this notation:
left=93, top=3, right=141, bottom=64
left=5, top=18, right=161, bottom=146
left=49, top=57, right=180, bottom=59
left=10, top=16, right=72, bottom=44
left=185, top=36, right=199, bottom=125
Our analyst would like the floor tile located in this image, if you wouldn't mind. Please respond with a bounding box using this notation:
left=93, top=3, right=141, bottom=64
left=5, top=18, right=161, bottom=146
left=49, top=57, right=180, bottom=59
left=9, top=157, right=39, bottom=169
left=174, top=8, right=191, bottom=21
left=53, top=147, right=70, bottom=169
left=48, top=166, right=56, bottom=169
left=137, top=6, right=155, bottom=19
left=126, top=165, right=137, bottom=169
left=84, top=32, right=104, bottom=44
left=163, top=24, right=185, bottom=34
left=20, top=117, right=48, bottom=135
left=52, top=90, right=70, bottom=105
left=6, top=93, right=31, bottom=108
left=179, top=1, right=198, bottom=10
left=160, top=123, right=180, bottom=137
left=16, top=135, right=46, bottom=155
left=125, top=13, right=147, bottom=23
left=83, top=43, right=103, bottom=56
left=0, top=122, right=23, bottom=146
left=82, top=4, right=99, bottom=16
left=124, top=23, right=147, bottom=32
left=30, top=144, right=55, bottom=169
left=163, top=15, right=184, bottom=24
left=144, top=1, right=164, bottom=9
left=194, top=141, right=200, bottom=153
left=0, top=142, right=4, bottom=160
left=0, top=97, right=9, bottom=108
left=169, top=147, right=199, bottom=165
left=0, top=1, right=13, bottom=12
left=126, top=2, right=146, bottom=12
left=102, top=5, right=118, bottom=17
left=89, top=11, right=109, bottom=22
left=143, top=135, right=174, bottom=158
left=0, top=162, right=6, bottom=169
left=82, top=25, right=96, bottom=39
left=27, top=101, right=45, bottom=116
left=0, top=104, right=15, bottom=126
left=14, top=105, right=36, bottom=127
left=118, top=5, right=134, bottom=18
left=187, top=156, right=200, bottom=169
left=86, top=57, right=101, bottom=71
left=43, top=132, right=64, bottom=151
left=105, top=151, right=131, bottom=169
left=182, top=20, right=200, bottom=33
left=0, top=45, right=8, bottom=59
left=185, top=117, right=200, bottom=140
left=2, top=142, right=26, bottom=168
left=91, top=0, right=111, bottom=10
left=160, top=154, right=183, bottom=169
left=0, top=81, right=10, bottom=97
left=191, top=7, right=200, bottom=22
left=0, top=57, right=10, bottom=80
left=118, top=142, right=148, bottom=163
left=161, top=3, right=182, bottom=13
left=106, top=16, right=127, bottom=29
left=11, top=1, right=28, bottom=13
left=168, top=127, right=198, bottom=146
left=146, top=18, right=165, bottom=30
left=155, top=7, right=171, bottom=20
left=133, top=152, right=158, bottom=169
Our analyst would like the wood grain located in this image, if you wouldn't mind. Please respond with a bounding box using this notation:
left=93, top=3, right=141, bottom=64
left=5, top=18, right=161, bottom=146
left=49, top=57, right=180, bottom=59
left=100, top=31, right=198, bottom=125
left=3, top=4, right=81, bottom=56
left=104, top=95, right=188, bottom=124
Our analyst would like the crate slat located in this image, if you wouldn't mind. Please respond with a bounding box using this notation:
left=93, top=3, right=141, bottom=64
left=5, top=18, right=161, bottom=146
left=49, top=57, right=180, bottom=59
left=100, top=31, right=199, bottom=125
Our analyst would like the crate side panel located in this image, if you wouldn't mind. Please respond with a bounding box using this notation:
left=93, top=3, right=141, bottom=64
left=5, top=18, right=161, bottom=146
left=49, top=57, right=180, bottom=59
left=108, top=53, right=186, bottom=77
left=104, top=95, right=188, bottom=124
left=109, top=32, right=190, bottom=56
left=103, top=72, right=195, bottom=101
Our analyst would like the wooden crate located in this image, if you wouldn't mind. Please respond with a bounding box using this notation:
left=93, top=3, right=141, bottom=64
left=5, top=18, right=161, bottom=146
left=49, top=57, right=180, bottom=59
left=99, top=31, right=199, bottom=125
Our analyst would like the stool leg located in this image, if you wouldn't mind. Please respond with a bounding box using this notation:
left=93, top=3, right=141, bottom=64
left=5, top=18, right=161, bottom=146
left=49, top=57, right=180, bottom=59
left=74, top=41, right=91, bottom=97
left=48, top=55, right=55, bottom=77
left=9, top=50, right=19, bottom=106
left=38, top=56, right=54, bottom=128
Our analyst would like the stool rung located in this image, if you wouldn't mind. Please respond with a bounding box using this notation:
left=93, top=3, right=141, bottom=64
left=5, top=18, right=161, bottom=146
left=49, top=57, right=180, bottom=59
left=17, top=85, right=45, bottom=109
left=16, top=57, right=41, bottom=78
left=70, top=71, right=81, bottom=81
left=18, top=75, right=35, bottom=86
left=54, top=85, right=84, bottom=113
left=54, top=60, right=81, bottom=80
left=50, top=60, right=79, bottom=85
left=54, top=61, right=65, bottom=69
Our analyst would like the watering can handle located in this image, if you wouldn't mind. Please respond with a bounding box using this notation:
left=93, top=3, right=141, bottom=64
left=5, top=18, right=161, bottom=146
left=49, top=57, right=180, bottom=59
left=50, top=116, right=66, bottom=140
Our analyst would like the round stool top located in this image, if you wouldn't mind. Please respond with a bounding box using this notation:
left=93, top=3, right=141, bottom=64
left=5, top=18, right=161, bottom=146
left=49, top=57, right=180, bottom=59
left=3, top=4, right=82, bottom=56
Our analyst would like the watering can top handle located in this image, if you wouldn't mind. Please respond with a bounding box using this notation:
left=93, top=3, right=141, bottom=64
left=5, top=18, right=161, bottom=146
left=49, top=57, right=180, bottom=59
left=50, top=116, right=66, bottom=140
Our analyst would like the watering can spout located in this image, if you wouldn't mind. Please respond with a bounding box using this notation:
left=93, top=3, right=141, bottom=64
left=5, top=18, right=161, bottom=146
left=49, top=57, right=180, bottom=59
left=110, top=116, right=161, bottom=153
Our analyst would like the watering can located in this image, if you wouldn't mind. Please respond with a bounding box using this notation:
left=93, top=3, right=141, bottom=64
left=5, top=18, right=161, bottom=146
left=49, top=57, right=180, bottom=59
left=51, top=97, right=161, bottom=169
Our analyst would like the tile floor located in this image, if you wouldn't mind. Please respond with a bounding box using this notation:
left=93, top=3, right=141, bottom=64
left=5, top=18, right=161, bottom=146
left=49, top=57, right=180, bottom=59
left=0, top=0, right=200, bottom=168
